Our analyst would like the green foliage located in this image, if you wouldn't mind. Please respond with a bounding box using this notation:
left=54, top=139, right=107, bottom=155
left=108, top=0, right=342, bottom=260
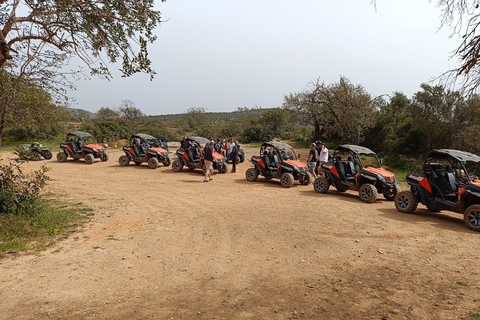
left=0, top=199, right=92, bottom=257
left=241, top=124, right=273, bottom=143
left=283, top=76, right=374, bottom=143
left=0, top=161, right=49, bottom=215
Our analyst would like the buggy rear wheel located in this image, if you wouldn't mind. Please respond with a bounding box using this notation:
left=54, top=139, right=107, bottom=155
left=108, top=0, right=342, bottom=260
left=280, top=172, right=295, bottom=188
left=359, top=183, right=378, bottom=203
left=245, top=168, right=258, bottom=182
left=101, top=152, right=109, bottom=162
left=43, top=151, right=53, bottom=160
left=56, top=152, right=68, bottom=162
left=464, top=205, right=480, bottom=232
left=84, top=153, right=95, bottom=164
left=148, top=157, right=159, bottom=169
left=172, top=159, right=184, bottom=172
left=394, top=191, right=418, bottom=213
left=119, top=155, right=130, bottom=166
left=314, top=176, right=330, bottom=193
left=383, top=185, right=401, bottom=201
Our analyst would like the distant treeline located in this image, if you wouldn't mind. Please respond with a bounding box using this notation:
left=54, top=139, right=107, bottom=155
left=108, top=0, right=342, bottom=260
left=3, top=76, right=480, bottom=171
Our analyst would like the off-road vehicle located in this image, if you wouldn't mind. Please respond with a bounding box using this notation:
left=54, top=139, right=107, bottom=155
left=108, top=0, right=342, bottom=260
left=57, top=131, right=108, bottom=164
left=395, top=149, right=480, bottom=231
left=172, top=136, right=227, bottom=174
left=16, top=141, right=52, bottom=160
left=314, top=144, right=399, bottom=202
left=245, top=140, right=311, bottom=188
left=118, top=133, right=171, bottom=169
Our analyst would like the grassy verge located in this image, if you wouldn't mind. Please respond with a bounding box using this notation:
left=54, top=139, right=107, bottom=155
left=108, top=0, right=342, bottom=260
left=0, top=197, right=93, bottom=257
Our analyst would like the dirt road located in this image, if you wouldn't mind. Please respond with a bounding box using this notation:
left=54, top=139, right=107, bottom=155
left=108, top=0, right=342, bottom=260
left=1, top=147, right=479, bottom=320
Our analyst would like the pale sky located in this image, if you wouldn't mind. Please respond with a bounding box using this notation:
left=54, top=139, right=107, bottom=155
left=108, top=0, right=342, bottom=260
left=68, top=0, right=460, bottom=115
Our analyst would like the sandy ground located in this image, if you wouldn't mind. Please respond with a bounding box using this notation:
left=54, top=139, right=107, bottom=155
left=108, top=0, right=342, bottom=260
left=0, top=146, right=479, bottom=320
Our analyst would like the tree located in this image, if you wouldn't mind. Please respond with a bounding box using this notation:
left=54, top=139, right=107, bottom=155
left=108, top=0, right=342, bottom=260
left=0, top=0, right=164, bottom=79
left=283, top=77, right=374, bottom=143
left=258, top=108, right=288, bottom=137
left=96, top=107, right=119, bottom=121
left=118, top=100, right=143, bottom=121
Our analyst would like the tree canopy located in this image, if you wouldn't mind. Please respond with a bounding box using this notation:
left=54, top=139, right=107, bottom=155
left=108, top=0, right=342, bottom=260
left=0, top=0, right=164, bottom=79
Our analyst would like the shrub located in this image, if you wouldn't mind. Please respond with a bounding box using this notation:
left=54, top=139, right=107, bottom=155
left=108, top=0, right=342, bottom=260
left=0, top=161, right=49, bottom=215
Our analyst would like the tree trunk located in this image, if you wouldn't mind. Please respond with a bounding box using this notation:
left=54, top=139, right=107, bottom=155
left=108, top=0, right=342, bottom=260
left=0, top=106, right=7, bottom=149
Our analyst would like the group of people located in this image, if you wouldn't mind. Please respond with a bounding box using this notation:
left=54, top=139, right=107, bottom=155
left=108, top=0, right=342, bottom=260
left=307, top=141, right=329, bottom=179
left=203, top=137, right=241, bottom=183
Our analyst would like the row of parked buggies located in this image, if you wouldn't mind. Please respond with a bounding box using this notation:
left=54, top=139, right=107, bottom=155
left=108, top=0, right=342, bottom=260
left=244, top=140, right=480, bottom=233
left=19, top=131, right=480, bottom=232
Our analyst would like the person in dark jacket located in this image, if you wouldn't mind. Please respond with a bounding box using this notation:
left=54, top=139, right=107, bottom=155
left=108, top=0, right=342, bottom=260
left=231, top=141, right=240, bottom=173
left=203, top=142, right=215, bottom=182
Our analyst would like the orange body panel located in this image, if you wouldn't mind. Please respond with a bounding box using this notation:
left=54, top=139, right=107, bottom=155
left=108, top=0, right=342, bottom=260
left=331, top=166, right=339, bottom=178
left=129, top=149, right=135, bottom=155
left=419, top=178, right=432, bottom=193
left=150, top=147, right=167, bottom=155
left=66, top=145, right=72, bottom=152
left=258, top=159, right=265, bottom=168
left=86, top=143, right=104, bottom=151
left=364, top=167, right=395, bottom=181
left=285, top=159, right=307, bottom=171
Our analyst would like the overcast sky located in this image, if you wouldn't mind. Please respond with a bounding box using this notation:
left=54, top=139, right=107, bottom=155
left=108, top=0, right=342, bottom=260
left=68, top=0, right=459, bottom=116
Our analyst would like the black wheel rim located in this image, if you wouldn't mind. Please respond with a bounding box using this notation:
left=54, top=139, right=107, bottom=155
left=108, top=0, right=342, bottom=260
left=467, top=209, right=480, bottom=227
left=361, top=187, right=371, bottom=199
left=315, top=180, right=324, bottom=190
left=247, top=171, right=253, bottom=180
left=397, top=195, right=409, bottom=209
left=282, top=175, right=289, bottom=185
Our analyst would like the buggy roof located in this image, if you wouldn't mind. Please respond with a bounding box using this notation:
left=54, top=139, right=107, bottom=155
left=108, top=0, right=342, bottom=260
left=335, top=144, right=375, bottom=155
left=262, top=140, right=294, bottom=150
left=131, top=133, right=157, bottom=141
left=426, top=149, right=480, bottom=162
left=67, top=131, right=93, bottom=138
left=188, top=136, right=210, bottom=145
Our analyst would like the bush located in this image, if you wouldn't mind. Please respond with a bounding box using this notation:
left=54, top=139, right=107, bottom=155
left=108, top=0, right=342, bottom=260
left=241, top=124, right=273, bottom=143
left=0, top=161, right=49, bottom=215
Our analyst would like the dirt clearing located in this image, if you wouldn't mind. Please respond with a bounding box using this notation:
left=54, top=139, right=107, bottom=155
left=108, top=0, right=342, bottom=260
left=1, top=147, right=479, bottom=320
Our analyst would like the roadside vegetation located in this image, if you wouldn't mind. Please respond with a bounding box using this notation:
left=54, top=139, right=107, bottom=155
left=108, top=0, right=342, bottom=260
left=0, top=160, right=93, bottom=257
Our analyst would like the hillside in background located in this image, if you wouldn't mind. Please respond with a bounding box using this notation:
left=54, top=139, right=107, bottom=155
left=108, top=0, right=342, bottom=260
left=146, top=108, right=268, bottom=124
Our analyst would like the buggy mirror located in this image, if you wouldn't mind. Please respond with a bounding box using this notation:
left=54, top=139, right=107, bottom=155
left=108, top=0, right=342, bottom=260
left=423, top=164, right=431, bottom=175
left=297, top=153, right=301, bottom=159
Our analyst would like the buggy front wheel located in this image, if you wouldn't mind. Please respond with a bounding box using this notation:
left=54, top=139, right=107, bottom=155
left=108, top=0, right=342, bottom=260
left=148, top=157, right=159, bottom=169
left=43, top=151, right=53, bottom=160
left=84, top=154, right=95, bottom=164
left=383, top=185, right=401, bottom=201
left=32, top=151, right=42, bottom=161
left=280, top=172, right=295, bottom=188
left=359, top=183, right=378, bottom=203
left=218, top=164, right=227, bottom=174
left=101, top=152, right=109, bottom=162
left=299, top=173, right=312, bottom=186
left=464, top=205, right=480, bottom=232
left=163, top=157, right=172, bottom=167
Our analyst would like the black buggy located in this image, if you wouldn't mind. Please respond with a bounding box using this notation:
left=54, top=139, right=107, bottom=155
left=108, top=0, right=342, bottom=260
left=118, top=133, right=171, bottom=169
left=57, top=131, right=108, bottom=164
left=394, top=149, right=480, bottom=231
left=245, top=140, right=311, bottom=188
left=314, top=144, right=400, bottom=203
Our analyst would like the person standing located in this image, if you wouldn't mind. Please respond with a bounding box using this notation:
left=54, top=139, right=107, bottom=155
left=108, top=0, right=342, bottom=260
left=315, top=141, right=322, bottom=176
left=307, top=143, right=318, bottom=179
left=318, top=143, right=329, bottom=177
left=203, top=142, right=215, bottom=183
left=231, top=141, right=239, bottom=173
left=226, top=138, right=234, bottom=162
